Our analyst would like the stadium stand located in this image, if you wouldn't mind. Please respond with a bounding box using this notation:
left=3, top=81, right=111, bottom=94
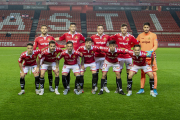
left=132, top=11, right=180, bottom=32
left=176, top=11, right=180, bottom=20
left=0, top=10, right=34, bottom=41
left=86, top=11, right=132, bottom=36
left=36, top=11, right=82, bottom=35
left=140, top=0, right=180, bottom=3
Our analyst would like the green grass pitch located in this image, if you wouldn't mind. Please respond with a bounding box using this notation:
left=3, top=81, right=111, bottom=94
left=0, top=47, right=180, bottom=120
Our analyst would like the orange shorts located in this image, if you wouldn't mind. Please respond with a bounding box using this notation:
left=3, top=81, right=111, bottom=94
left=145, top=58, right=158, bottom=71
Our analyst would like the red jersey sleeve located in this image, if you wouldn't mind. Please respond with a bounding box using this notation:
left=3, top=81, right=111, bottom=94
left=93, top=45, right=101, bottom=52
left=110, top=34, right=116, bottom=41
left=127, top=50, right=134, bottom=57
left=129, top=35, right=139, bottom=48
left=59, top=34, right=66, bottom=41
left=18, top=53, right=24, bottom=63
left=52, top=37, right=65, bottom=48
left=38, top=51, right=45, bottom=59
left=57, top=52, right=63, bottom=60
left=33, top=37, right=38, bottom=50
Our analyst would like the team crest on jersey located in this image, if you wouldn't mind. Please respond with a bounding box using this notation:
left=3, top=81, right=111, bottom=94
left=104, top=37, right=106, bottom=40
left=48, top=38, right=50, bottom=41
left=34, top=56, right=36, bottom=58
left=91, top=51, right=94, bottom=54
left=148, top=37, right=151, bottom=40
left=75, top=36, right=78, bottom=39
left=127, top=38, right=129, bottom=41
left=55, top=53, right=57, bottom=55
left=140, top=58, right=143, bottom=60
left=115, top=54, right=118, bottom=56
left=73, top=55, right=76, bottom=58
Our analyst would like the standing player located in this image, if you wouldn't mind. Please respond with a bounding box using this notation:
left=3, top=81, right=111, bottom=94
left=18, top=43, right=41, bottom=95
left=55, top=22, right=85, bottom=90
left=78, top=38, right=100, bottom=94
left=91, top=24, right=111, bottom=93
left=56, top=41, right=83, bottom=95
left=33, top=25, right=65, bottom=92
left=136, top=22, right=158, bottom=95
left=126, top=44, right=156, bottom=97
left=110, top=24, right=139, bottom=93
left=38, top=41, right=63, bottom=95
left=98, top=41, right=126, bottom=95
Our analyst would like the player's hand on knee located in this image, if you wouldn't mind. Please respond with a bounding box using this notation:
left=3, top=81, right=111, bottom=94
left=20, top=72, right=25, bottom=78
left=55, top=68, right=59, bottom=74
left=34, top=67, right=39, bottom=74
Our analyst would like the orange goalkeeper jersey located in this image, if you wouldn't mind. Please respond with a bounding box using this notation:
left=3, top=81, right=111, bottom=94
left=137, top=31, right=158, bottom=59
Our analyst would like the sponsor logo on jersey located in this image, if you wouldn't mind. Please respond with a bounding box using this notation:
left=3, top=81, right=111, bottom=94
left=95, top=38, right=99, bottom=39
left=96, top=42, right=106, bottom=44
left=40, top=43, right=49, bottom=45
left=118, top=38, right=122, bottom=40
left=142, top=41, right=150, bottom=44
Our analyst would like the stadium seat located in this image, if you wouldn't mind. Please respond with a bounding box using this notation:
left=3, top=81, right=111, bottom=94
left=36, top=11, right=82, bottom=34
left=86, top=11, right=132, bottom=36
left=131, top=11, right=180, bottom=32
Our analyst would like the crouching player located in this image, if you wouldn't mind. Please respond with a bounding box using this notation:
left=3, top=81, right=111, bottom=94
left=18, top=43, right=41, bottom=95
left=98, top=41, right=126, bottom=95
left=56, top=41, right=83, bottom=95
left=78, top=38, right=100, bottom=94
left=126, top=44, right=156, bottom=97
left=38, top=41, right=63, bottom=95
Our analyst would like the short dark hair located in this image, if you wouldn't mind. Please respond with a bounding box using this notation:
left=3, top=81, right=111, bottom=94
left=70, top=22, right=76, bottom=26
left=143, top=22, right=150, bottom=27
left=85, top=37, right=92, bottom=42
left=121, top=23, right=127, bottom=27
left=133, top=44, right=141, bottom=48
left=109, top=40, right=116, bottom=45
left=41, top=24, right=48, bottom=28
left=49, top=40, right=56, bottom=45
left=97, top=24, right=104, bottom=28
left=27, top=43, right=33, bottom=47
left=66, top=41, right=73, bottom=45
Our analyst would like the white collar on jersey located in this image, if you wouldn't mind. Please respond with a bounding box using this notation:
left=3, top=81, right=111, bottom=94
left=108, top=48, right=117, bottom=53
left=68, top=31, right=77, bottom=35
left=66, top=49, right=74, bottom=54
left=26, top=51, right=34, bottom=56
left=96, top=33, right=105, bottom=37
left=39, top=34, right=50, bottom=37
left=119, top=32, right=130, bottom=37
left=48, top=48, right=56, bottom=53
left=84, top=46, right=93, bottom=50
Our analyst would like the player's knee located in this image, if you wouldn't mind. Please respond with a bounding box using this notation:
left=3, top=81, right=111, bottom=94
left=128, top=75, right=132, bottom=79
left=149, top=74, right=154, bottom=79
left=102, top=73, right=107, bottom=79
left=116, top=73, right=121, bottom=79
left=80, top=72, right=84, bottom=76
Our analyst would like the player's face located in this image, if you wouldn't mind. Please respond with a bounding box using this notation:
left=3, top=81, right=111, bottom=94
left=109, top=44, right=116, bottom=52
left=27, top=45, right=33, bottom=54
left=49, top=43, right=56, bottom=52
left=85, top=41, right=92, bottom=49
left=133, top=47, right=140, bottom=56
left=69, top=25, right=76, bottom=33
left=97, top=26, right=104, bottom=35
left=41, top=26, right=48, bottom=35
left=121, top=26, right=127, bottom=35
left=143, top=25, right=150, bottom=33
left=67, top=43, right=73, bottom=52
